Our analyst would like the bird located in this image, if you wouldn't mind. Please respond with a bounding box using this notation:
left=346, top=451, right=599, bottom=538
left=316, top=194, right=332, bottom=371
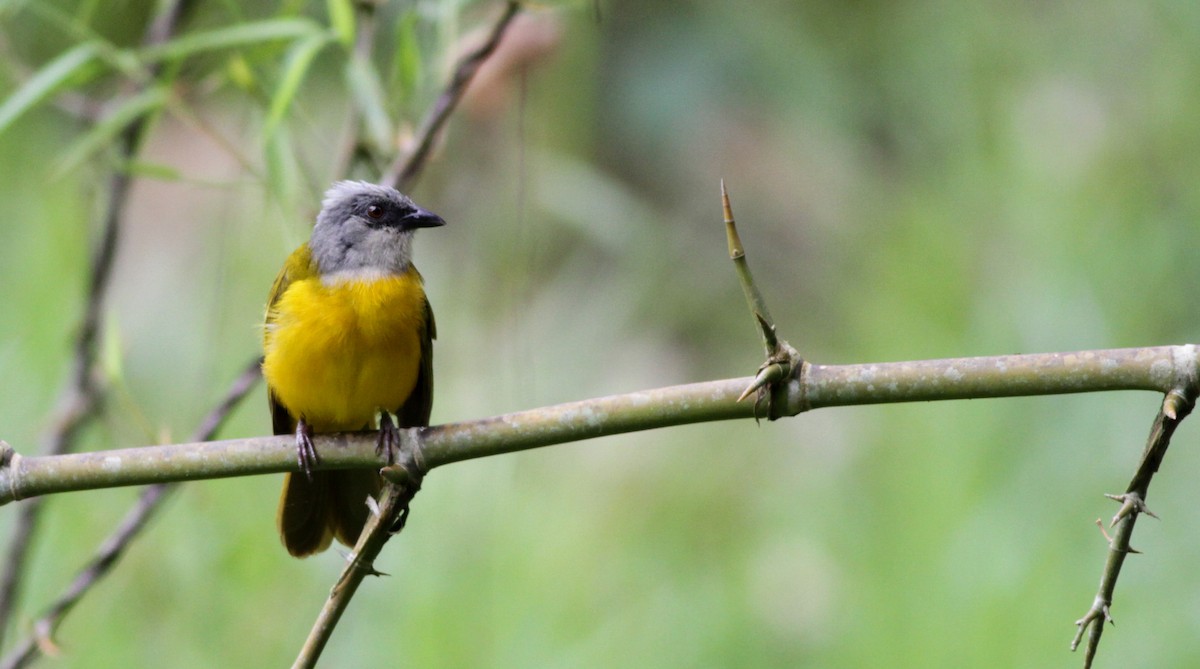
left=261, top=180, right=443, bottom=557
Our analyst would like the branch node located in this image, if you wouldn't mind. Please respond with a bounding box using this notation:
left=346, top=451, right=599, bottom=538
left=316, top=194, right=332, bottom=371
left=340, top=549, right=390, bottom=578
left=0, top=442, right=16, bottom=506
left=1072, top=596, right=1113, bottom=651
left=1104, top=491, right=1158, bottom=527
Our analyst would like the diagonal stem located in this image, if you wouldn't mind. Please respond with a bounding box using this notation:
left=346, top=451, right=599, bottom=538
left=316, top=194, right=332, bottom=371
left=291, top=444, right=424, bottom=669
left=1071, top=384, right=1197, bottom=668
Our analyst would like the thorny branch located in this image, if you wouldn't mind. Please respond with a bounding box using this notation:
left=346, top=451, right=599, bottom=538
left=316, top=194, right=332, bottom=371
left=1071, top=386, right=1197, bottom=669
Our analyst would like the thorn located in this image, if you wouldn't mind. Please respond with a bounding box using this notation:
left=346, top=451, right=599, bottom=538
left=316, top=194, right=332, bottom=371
left=1162, top=389, right=1188, bottom=420
left=738, top=364, right=785, bottom=403
left=720, top=179, right=732, bottom=222
left=1095, top=518, right=1113, bottom=543
left=739, top=371, right=768, bottom=402
left=722, top=181, right=744, bottom=260
left=365, top=494, right=381, bottom=518
left=361, top=563, right=390, bottom=578
left=1105, top=491, right=1158, bottom=526
left=380, top=463, right=413, bottom=486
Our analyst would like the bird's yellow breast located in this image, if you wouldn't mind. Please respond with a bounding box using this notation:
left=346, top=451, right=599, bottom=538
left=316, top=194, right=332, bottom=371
left=262, top=268, right=427, bottom=431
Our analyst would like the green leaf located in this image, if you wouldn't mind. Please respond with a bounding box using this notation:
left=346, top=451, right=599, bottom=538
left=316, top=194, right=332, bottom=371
left=327, top=0, right=355, bottom=48
left=226, top=54, right=258, bottom=91
left=123, top=160, right=183, bottom=181
left=264, top=32, right=334, bottom=139
left=264, top=126, right=300, bottom=206
left=0, top=41, right=100, bottom=136
left=100, top=308, right=125, bottom=383
left=139, top=18, right=322, bottom=63
left=53, top=87, right=169, bottom=177
left=390, top=10, right=424, bottom=110
left=345, top=54, right=392, bottom=151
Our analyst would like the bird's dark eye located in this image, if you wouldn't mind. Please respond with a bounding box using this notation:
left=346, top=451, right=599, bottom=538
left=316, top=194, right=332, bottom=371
left=366, top=204, right=385, bottom=220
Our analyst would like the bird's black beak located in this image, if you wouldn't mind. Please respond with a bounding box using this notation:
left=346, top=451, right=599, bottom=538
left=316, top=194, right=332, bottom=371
left=402, top=206, right=446, bottom=230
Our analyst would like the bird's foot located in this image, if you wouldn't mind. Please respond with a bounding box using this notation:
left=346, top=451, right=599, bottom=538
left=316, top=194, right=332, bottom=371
left=377, top=412, right=400, bottom=466
left=296, top=418, right=318, bottom=480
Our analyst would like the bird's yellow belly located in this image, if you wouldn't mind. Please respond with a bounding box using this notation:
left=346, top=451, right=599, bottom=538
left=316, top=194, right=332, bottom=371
left=262, top=273, right=426, bottom=431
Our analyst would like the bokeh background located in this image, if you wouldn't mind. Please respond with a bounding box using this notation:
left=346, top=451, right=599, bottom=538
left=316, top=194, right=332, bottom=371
left=3, top=1, right=1200, bottom=667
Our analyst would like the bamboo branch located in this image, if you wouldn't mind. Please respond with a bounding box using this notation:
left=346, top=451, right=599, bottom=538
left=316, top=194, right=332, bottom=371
left=1, top=345, right=1195, bottom=504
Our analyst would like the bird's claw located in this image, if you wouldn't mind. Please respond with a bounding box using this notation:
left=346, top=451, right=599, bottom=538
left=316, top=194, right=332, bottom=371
left=296, top=419, right=318, bottom=481
left=377, top=412, right=400, bottom=466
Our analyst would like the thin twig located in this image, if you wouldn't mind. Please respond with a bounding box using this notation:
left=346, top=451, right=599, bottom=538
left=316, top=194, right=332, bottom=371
left=381, top=1, right=522, bottom=192
left=1071, top=385, right=1198, bottom=668
left=0, top=359, right=260, bottom=669
left=0, top=0, right=191, bottom=648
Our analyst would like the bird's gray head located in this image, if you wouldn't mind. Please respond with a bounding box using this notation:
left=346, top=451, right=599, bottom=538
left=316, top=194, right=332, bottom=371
left=309, top=181, right=445, bottom=279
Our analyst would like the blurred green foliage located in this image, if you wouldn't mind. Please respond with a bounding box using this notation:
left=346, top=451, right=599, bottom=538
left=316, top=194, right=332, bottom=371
left=2, top=0, right=1200, bottom=667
